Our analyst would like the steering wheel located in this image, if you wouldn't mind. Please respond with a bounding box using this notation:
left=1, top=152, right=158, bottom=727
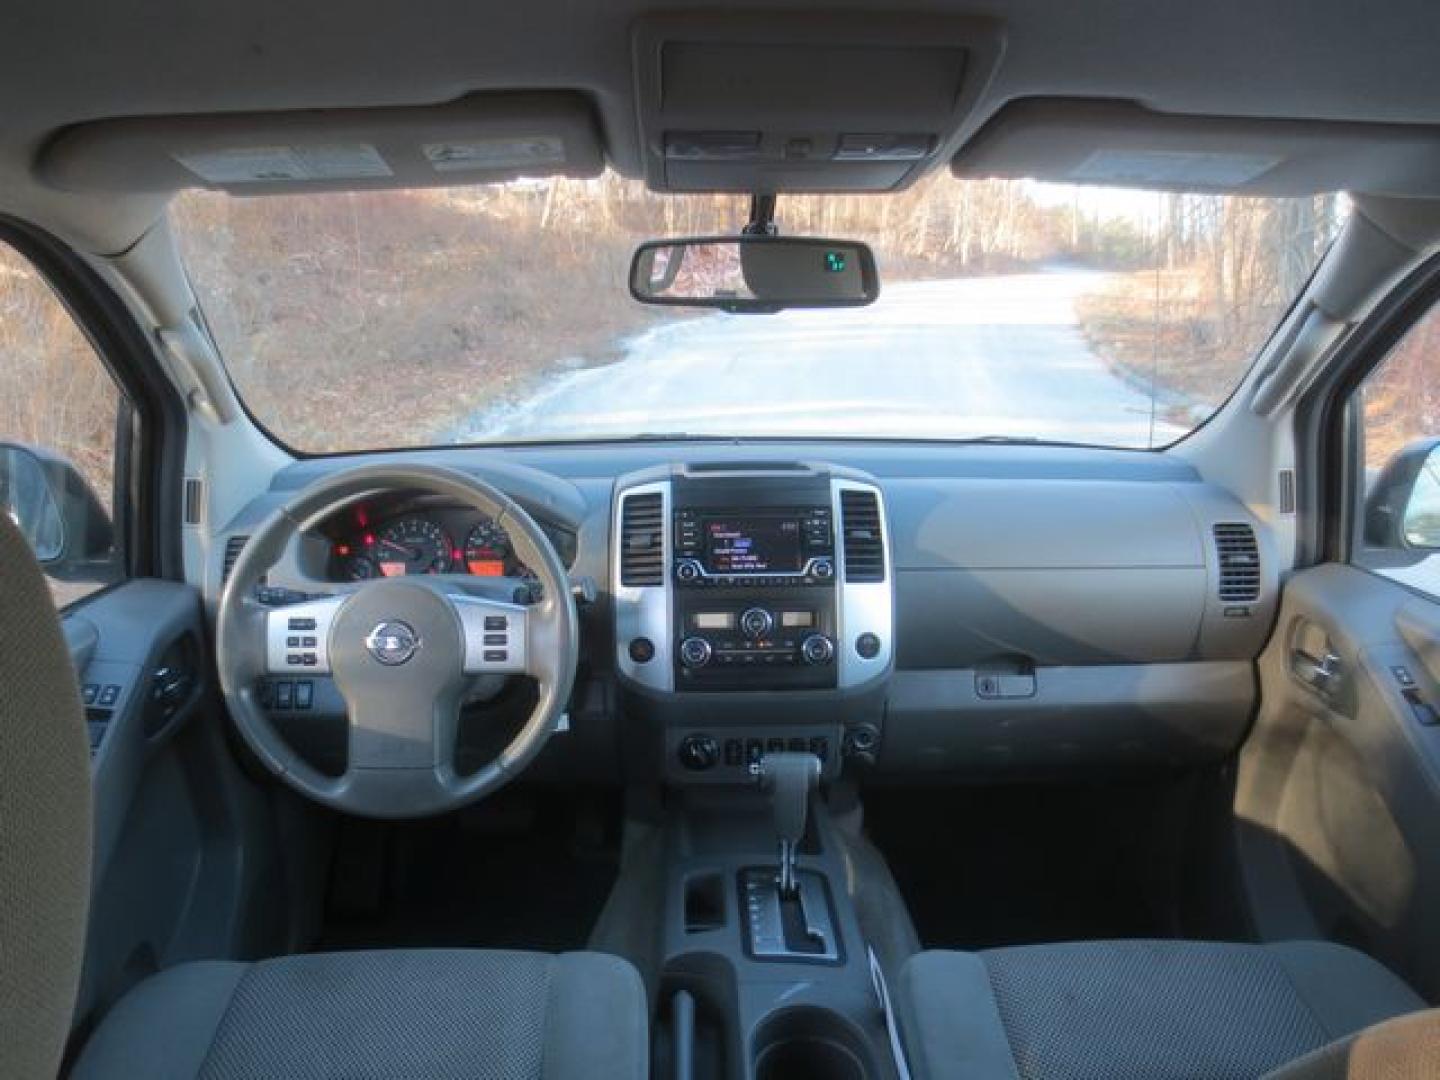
left=216, top=464, right=579, bottom=818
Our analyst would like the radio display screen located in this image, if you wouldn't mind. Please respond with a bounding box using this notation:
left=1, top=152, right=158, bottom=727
left=703, top=516, right=803, bottom=574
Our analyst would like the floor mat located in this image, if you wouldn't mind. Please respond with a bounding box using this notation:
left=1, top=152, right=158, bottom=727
left=863, top=781, right=1185, bottom=951
left=317, top=792, right=621, bottom=954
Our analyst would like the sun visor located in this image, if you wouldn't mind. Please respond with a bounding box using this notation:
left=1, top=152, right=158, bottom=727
left=951, top=99, right=1440, bottom=197
left=633, top=14, right=1004, bottom=194
left=35, top=93, right=605, bottom=195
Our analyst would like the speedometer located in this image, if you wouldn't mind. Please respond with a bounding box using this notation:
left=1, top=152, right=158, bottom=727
left=463, top=521, right=513, bottom=577
left=373, top=517, right=454, bottom=576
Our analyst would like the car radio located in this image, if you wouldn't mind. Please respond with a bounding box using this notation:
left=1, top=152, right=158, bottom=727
left=672, top=506, right=835, bottom=587
left=672, top=506, right=838, bottom=690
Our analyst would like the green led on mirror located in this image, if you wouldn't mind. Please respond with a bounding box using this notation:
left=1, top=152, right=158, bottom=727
left=824, top=251, right=847, bottom=273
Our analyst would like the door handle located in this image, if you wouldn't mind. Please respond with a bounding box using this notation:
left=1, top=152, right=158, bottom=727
left=1292, top=648, right=1343, bottom=695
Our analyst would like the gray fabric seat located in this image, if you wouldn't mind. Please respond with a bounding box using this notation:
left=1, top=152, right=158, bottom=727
left=896, top=940, right=1425, bottom=1080
left=0, top=507, right=92, bottom=1078
left=72, top=948, right=649, bottom=1079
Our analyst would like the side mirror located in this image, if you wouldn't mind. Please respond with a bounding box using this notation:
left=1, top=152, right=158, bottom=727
left=0, top=442, right=114, bottom=576
left=1365, top=436, right=1440, bottom=549
left=1403, top=443, right=1440, bottom=549
left=630, top=236, right=878, bottom=313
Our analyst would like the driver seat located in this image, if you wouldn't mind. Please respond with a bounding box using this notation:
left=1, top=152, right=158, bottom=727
left=0, top=511, right=648, bottom=1079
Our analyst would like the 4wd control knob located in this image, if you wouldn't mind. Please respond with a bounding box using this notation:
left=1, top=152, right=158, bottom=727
left=678, top=734, right=720, bottom=771
left=740, top=606, right=775, bottom=640
left=801, top=634, right=836, bottom=665
left=679, top=636, right=713, bottom=668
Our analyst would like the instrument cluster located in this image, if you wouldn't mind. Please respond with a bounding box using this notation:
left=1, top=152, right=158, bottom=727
left=320, top=499, right=575, bottom=583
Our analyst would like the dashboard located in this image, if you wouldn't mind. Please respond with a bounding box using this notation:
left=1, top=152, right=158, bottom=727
left=209, top=441, right=1280, bottom=789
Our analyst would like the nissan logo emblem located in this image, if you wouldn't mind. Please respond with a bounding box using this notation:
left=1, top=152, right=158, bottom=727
left=365, top=620, right=420, bottom=666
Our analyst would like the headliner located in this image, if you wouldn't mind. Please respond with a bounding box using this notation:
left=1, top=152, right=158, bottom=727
left=4, top=0, right=1440, bottom=251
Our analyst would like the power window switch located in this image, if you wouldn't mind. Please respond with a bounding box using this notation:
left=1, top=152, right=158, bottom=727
left=81, top=683, right=99, bottom=705
left=1412, top=701, right=1440, bottom=726
left=1392, top=666, right=1417, bottom=688
left=98, top=684, right=121, bottom=707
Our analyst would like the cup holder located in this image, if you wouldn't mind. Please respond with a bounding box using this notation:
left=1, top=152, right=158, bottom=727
left=752, top=1007, right=875, bottom=1080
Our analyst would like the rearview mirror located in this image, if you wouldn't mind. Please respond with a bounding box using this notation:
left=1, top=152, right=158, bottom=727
left=630, top=236, right=878, bottom=312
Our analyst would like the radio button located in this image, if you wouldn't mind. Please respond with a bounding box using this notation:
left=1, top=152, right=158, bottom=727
left=740, top=607, right=775, bottom=640
left=801, top=634, right=836, bottom=665
left=811, top=558, right=835, bottom=581
left=679, top=637, right=713, bottom=668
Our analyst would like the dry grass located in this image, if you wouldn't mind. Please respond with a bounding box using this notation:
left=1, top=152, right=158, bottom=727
left=0, top=246, right=117, bottom=509
left=1077, top=266, right=1296, bottom=422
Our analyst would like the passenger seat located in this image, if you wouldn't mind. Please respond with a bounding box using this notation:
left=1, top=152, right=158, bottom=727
left=895, top=939, right=1428, bottom=1078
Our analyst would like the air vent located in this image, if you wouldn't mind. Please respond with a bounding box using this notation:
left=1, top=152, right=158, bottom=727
left=1214, top=523, right=1260, bottom=603
left=619, top=492, right=664, bottom=587
left=222, top=535, right=248, bottom=584
left=183, top=477, right=205, bottom=526
left=1278, top=469, right=1296, bottom=515
left=840, top=489, right=885, bottom=583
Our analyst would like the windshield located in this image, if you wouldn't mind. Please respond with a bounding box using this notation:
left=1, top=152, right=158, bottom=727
left=172, top=176, right=1344, bottom=452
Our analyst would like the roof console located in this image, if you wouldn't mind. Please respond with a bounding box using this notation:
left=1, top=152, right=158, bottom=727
left=632, top=13, right=1004, bottom=194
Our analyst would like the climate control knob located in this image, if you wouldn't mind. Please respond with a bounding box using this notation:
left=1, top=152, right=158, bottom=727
left=801, top=634, right=836, bottom=665
left=739, top=606, right=775, bottom=640
left=678, top=734, right=720, bottom=771
left=679, top=636, right=713, bottom=668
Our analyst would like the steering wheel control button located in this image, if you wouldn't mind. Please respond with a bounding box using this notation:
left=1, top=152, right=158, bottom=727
left=856, top=632, right=881, bottom=659
left=483, top=615, right=508, bottom=631
left=483, top=649, right=508, bottom=662
left=680, top=636, right=713, bottom=668
left=288, top=617, right=317, bottom=631
left=801, top=634, right=836, bottom=665
left=678, top=735, right=720, bottom=771
left=628, top=637, right=656, bottom=664
left=364, top=620, right=421, bottom=666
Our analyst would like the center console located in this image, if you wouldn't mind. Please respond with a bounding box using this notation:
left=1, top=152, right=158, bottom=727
left=613, top=463, right=894, bottom=784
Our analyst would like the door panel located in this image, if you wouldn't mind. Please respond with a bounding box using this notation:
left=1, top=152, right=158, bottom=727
left=66, top=580, right=292, bottom=1036
left=1242, top=563, right=1440, bottom=999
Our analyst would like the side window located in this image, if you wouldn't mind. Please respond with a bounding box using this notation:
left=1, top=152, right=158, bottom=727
left=0, top=240, right=125, bottom=607
left=1355, top=303, right=1440, bottom=597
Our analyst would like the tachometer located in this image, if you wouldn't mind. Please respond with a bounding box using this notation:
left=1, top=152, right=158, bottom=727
left=463, top=520, right=513, bottom=577
left=373, top=517, right=454, bottom=576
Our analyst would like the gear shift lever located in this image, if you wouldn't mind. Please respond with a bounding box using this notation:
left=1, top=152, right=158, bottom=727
left=756, top=752, right=820, bottom=898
